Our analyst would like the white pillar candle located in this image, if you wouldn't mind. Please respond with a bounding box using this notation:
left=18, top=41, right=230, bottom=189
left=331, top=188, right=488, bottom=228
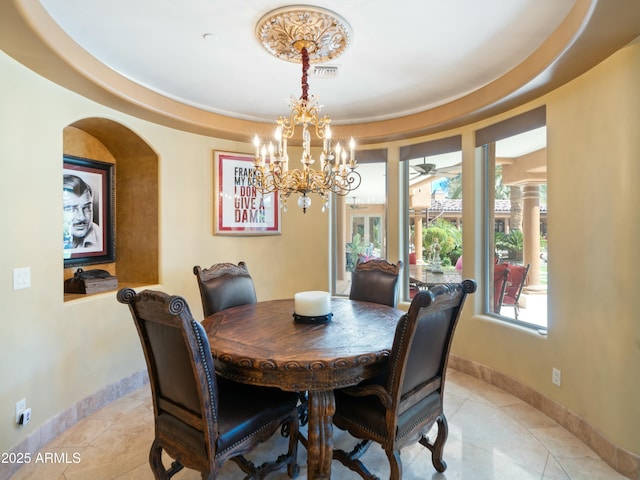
left=294, top=291, right=331, bottom=317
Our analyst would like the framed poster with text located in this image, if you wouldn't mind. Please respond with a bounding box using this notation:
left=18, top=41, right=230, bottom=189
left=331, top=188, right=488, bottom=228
left=214, top=151, right=280, bottom=235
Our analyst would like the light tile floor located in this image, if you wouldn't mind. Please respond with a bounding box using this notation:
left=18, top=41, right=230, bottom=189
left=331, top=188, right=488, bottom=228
left=9, top=370, right=628, bottom=480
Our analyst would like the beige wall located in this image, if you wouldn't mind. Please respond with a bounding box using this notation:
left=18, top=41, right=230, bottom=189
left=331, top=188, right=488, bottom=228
left=547, top=40, right=639, bottom=449
left=450, top=40, right=640, bottom=455
left=1, top=38, right=638, bottom=467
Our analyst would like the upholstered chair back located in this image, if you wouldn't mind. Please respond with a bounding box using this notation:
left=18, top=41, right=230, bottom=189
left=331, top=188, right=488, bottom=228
left=193, top=262, right=257, bottom=317
left=349, top=258, right=403, bottom=307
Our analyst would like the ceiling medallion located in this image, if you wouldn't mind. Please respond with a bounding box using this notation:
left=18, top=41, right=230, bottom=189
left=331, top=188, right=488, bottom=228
left=255, top=6, right=352, bottom=64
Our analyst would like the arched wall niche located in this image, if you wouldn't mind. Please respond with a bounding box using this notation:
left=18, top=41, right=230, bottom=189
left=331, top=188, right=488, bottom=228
left=63, top=117, right=159, bottom=297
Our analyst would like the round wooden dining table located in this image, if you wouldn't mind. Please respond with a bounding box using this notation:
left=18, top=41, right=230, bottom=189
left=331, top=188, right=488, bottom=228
left=201, top=297, right=404, bottom=479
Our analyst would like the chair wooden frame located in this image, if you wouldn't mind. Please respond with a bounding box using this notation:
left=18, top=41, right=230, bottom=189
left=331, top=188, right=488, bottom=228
left=117, top=288, right=299, bottom=479
left=333, top=279, right=477, bottom=479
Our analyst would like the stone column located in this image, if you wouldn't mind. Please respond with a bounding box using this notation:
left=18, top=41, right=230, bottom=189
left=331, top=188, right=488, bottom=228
left=509, top=185, right=523, bottom=231
left=522, top=184, right=541, bottom=286
left=414, top=214, right=423, bottom=263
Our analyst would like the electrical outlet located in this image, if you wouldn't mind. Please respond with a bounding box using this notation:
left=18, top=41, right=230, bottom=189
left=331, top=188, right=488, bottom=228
left=15, top=398, right=26, bottom=423
left=20, top=408, right=31, bottom=425
left=552, top=367, right=561, bottom=386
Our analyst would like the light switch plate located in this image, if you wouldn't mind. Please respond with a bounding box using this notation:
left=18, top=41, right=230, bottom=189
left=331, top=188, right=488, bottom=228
left=13, top=267, right=31, bottom=290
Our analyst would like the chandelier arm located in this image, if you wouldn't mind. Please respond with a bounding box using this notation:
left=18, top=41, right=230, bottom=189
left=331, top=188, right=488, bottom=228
left=330, top=170, right=362, bottom=196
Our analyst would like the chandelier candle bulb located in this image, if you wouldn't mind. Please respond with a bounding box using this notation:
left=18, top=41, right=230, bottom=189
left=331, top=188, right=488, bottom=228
left=350, top=138, right=355, bottom=163
left=253, top=135, right=260, bottom=158
left=294, top=291, right=331, bottom=317
left=324, top=125, right=331, bottom=152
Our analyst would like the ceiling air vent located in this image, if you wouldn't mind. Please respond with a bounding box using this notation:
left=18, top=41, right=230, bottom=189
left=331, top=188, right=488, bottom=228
left=312, top=65, right=339, bottom=78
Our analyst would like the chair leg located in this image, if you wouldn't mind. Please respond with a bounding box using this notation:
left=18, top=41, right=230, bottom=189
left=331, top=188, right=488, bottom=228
left=386, top=449, right=402, bottom=480
left=420, top=414, right=448, bottom=473
left=166, top=461, right=185, bottom=478
left=297, top=391, right=309, bottom=427
left=149, top=440, right=184, bottom=480
left=332, top=439, right=378, bottom=479
left=283, top=392, right=308, bottom=439
left=287, top=413, right=300, bottom=478
left=149, top=440, right=165, bottom=480
left=229, top=410, right=299, bottom=479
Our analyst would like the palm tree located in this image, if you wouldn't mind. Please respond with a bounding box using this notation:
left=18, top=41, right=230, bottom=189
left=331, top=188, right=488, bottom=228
left=441, top=174, right=462, bottom=199
left=496, top=230, right=524, bottom=262
left=509, top=185, right=523, bottom=231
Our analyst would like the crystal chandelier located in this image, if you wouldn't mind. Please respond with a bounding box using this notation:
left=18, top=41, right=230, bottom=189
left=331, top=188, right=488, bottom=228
left=252, top=6, right=361, bottom=213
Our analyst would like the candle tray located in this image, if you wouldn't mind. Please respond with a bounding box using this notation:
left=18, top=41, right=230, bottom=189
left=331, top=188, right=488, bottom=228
left=293, top=312, right=333, bottom=324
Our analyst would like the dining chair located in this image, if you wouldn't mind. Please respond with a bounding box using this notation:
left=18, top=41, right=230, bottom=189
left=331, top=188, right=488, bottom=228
left=195, top=263, right=310, bottom=430
left=501, top=263, right=530, bottom=319
left=193, top=261, right=257, bottom=317
left=408, top=276, right=428, bottom=299
left=117, top=288, right=299, bottom=479
left=493, top=262, right=510, bottom=314
left=332, top=279, right=477, bottom=479
left=349, top=258, right=403, bottom=307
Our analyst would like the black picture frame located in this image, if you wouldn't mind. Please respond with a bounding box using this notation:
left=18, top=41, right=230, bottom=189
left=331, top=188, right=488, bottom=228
left=63, top=155, right=115, bottom=267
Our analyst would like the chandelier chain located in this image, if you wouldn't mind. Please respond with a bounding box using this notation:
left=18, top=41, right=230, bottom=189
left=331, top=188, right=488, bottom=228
left=301, top=47, right=309, bottom=102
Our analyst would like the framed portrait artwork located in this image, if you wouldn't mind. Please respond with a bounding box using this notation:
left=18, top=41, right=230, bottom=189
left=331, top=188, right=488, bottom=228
left=63, top=155, right=115, bottom=267
left=214, top=151, right=281, bottom=235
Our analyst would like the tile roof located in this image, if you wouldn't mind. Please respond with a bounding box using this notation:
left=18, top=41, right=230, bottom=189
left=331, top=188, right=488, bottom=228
left=418, top=198, right=548, bottom=213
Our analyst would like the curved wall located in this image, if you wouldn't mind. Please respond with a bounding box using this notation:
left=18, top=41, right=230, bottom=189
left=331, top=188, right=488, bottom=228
left=445, top=40, right=640, bottom=477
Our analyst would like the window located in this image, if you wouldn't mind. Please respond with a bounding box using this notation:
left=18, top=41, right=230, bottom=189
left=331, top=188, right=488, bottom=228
left=401, top=137, right=462, bottom=301
left=476, top=107, right=548, bottom=330
left=350, top=214, right=382, bottom=253
left=333, top=155, right=387, bottom=296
